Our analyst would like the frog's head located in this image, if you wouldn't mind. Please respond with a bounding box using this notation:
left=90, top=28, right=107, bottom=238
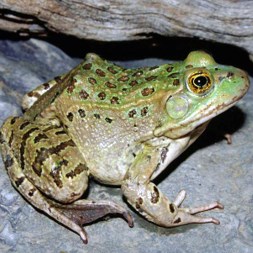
left=154, top=51, right=250, bottom=139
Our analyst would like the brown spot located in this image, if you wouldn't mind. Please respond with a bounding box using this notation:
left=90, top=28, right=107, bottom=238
left=98, top=92, right=106, bottom=100
left=174, top=217, right=181, bottom=224
left=128, top=109, right=137, bottom=118
left=105, top=81, right=116, bottom=88
left=94, top=113, right=100, bottom=119
left=227, top=72, right=234, bottom=78
left=105, top=117, right=113, bottom=123
left=43, top=83, right=50, bottom=90
left=67, top=79, right=76, bottom=93
left=169, top=203, right=175, bottom=213
left=15, top=177, right=25, bottom=187
left=27, top=91, right=40, bottom=98
left=96, top=69, right=106, bottom=77
left=129, top=80, right=138, bottom=87
left=185, top=64, right=193, bottom=69
left=141, top=106, right=148, bottom=117
left=110, top=96, right=119, bottom=104
left=66, top=163, right=87, bottom=178
left=88, top=77, right=97, bottom=85
left=173, top=79, right=180, bottom=86
left=166, top=66, right=174, bottom=72
left=118, top=75, right=129, bottom=82
left=67, top=112, right=74, bottom=122
left=132, top=70, right=143, bottom=77
left=28, top=188, right=36, bottom=197
left=54, top=76, right=62, bottom=83
left=34, top=133, right=48, bottom=143
left=78, top=109, right=86, bottom=118
left=151, top=186, right=159, bottom=204
left=19, top=121, right=30, bottom=130
left=79, top=90, right=89, bottom=100
left=83, top=63, right=92, bottom=70
left=145, top=76, right=157, bottom=81
left=135, top=197, right=143, bottom=209
left=55, top=130, right=66, bottom=135
left=141, top=87, right=154, bottom=96
left=10, top=117, right=18, bottom=125
left=4, top=154, right=14, bottom=169
left=107, top=66, right=118, bottom=74
left=122, top=88, right=127, bottom=92
left=161, top=147, right=168, bottom=163
left=168, top=72, right=179, bottom=78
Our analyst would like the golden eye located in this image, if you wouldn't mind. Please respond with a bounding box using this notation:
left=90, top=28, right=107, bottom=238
left=187, top=71, right=213, bottom=95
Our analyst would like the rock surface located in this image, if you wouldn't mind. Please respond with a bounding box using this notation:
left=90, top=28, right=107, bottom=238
left=0, top=38, right=253, bottom=253
left=0, top=1, right=253, bottom=58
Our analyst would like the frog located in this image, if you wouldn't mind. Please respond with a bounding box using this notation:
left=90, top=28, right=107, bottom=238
left=0, top=51, right=249, bottom=244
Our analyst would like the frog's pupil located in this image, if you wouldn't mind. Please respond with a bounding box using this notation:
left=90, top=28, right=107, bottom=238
left=194, top=76, right=208, bottom=88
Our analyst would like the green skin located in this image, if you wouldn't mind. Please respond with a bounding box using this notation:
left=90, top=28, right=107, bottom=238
left=0, top=51, right=249, bottom=244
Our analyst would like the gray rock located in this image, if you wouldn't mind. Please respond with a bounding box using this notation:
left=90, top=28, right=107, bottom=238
left=0, top=39, right=252, bottom=253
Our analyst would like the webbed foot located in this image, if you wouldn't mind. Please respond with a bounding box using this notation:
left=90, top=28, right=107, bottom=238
left=50, top=199, right=133, bottom=244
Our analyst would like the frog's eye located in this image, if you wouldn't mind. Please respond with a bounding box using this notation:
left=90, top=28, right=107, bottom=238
left=187, top=71, right=213, bottom=95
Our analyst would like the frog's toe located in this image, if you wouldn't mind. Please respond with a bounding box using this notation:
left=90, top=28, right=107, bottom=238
left=184, top=201, right=224, bottom=214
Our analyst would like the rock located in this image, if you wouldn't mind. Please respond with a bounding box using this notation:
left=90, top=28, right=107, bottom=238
left=0, top=38, right=252, bottom=252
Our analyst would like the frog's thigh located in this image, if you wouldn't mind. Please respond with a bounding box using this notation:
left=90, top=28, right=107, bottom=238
left=22, top=123, right=89, bottom=203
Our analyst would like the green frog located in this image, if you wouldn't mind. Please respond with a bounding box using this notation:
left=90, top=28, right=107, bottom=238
left=0, top=51, right=249, bottom=243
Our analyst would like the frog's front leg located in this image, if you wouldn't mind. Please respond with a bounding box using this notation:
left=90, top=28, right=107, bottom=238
left=121, top=144, right=223, bottom=227
left=0, top=117, right=133, bottom=244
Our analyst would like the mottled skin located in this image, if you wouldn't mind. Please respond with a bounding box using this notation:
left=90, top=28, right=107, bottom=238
left=0, top=51, right=249, bottom=243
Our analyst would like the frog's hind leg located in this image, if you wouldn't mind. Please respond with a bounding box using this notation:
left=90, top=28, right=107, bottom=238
left=0, top=117, right=133, bottom=243
left=22, top=74, right=67, bottom=111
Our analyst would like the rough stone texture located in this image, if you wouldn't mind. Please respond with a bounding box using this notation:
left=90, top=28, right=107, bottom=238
left=0, top=38, right=253, bottom=253
left=0, top=0, right=252, bottom=59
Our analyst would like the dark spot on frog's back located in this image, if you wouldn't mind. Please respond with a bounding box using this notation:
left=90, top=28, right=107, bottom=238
left=132, top=70, right=143, bottom=77
left=166, top=66, right=174, bottom=72
left=88, top=77, right=97, bottom=85
left=96, top=69, right=106, bottom=77
left=98, top=92, right=106, bottom=100
left=34, top=133, right=48, bottom=143
left=145, top=76, right=157, bottom=81
left=118, top=75, right=129, bottom=82
left=129, top=80, right=138, bottom=87
left=105, top=81, right=117, bottom=88
left=67, top=79, right=76, bottom=93
left=83, top=63, right=92, bottom=70
left=173, top=79, right=180, bottom=86
left=107, top=66, right=118, bottom=74
left=110, top=96, right=120, bottom=104
left=79, top=90, right=89, bottom=100
left=135, top=197, right=143, bottom=209
left=141, top=87, right=154, bottom=96
left=168, top=72, right=179, bottom=78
